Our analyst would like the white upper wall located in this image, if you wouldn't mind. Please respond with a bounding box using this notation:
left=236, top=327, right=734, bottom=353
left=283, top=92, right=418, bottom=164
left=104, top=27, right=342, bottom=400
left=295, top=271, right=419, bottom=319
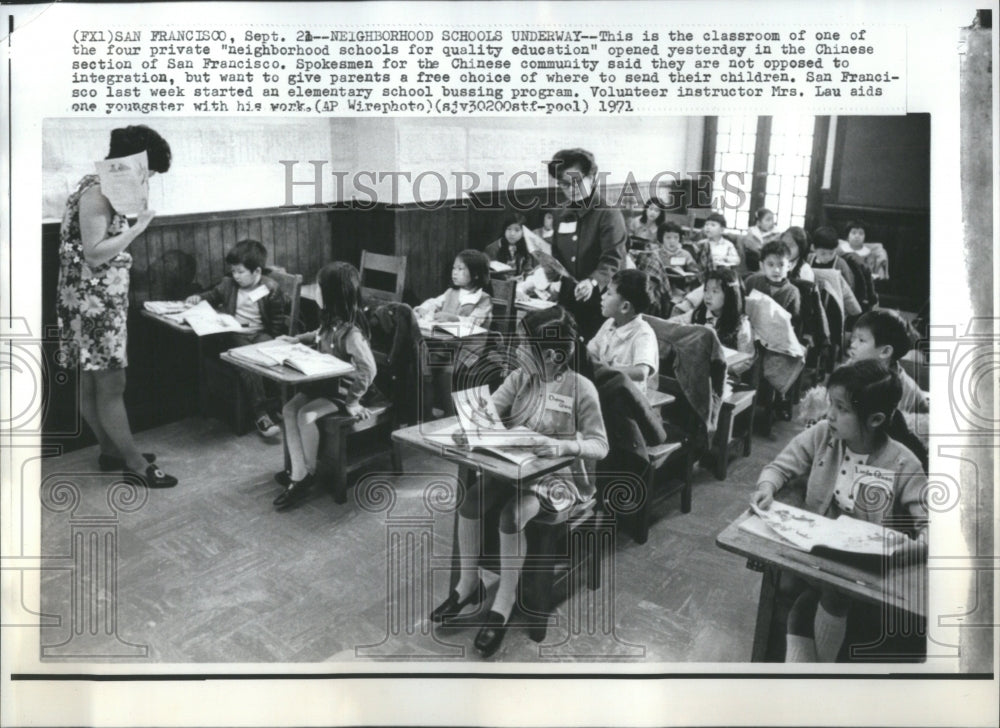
left=43, top=116, right=704, bottom=219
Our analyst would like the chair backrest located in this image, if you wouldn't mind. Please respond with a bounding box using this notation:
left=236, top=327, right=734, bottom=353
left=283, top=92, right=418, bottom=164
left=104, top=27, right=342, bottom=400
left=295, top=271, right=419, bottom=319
left=267, top=267, right=303, bottom=335
left=360, top=251, right=407, bottom=307
left=489, top=277, right=518, bottom=340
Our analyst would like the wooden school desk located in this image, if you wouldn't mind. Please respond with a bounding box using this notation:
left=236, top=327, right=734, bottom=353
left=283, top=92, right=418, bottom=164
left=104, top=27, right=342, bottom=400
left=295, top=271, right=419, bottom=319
left=716, top=511, right=926, bottom=662
left=221, top=346, right=355, bottom=471
left=140, top=308, right=223, bottom=417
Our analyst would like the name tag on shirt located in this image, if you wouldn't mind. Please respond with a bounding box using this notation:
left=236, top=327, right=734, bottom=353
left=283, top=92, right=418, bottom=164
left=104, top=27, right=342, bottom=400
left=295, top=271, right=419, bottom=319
left=247, top=285, right=269, bottom=302
left=670, top=256, right=687, bottom=266
left=545, top=392, right=574, bottom=415
left=852, top=463, right=895, bottom=512
left=558, top=220, right=577, bottom=234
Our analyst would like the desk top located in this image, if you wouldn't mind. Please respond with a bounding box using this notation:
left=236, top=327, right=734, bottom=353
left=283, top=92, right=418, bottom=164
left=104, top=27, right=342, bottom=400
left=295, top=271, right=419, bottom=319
left=140, top=308, right=196, bottom=334
left=717, top=512, right=925, bottom=617
left=514, top=298, right=557, bottom=312
left=392, top=416, right=575, bottom=482
left=220, top=350, right=355, bottom=385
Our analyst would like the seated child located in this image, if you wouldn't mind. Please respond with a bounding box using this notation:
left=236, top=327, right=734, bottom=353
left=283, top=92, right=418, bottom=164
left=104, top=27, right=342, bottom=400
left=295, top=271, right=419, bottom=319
left=533, top=211, right=554, bottom=242
left=699, top=212, right=741, bottom=270
left=809, top=226, right=856, bottom=291
left=675, top=268, right=755, bottom=381
left=483, top=213, right=531, bottom=277
left=415, top=249, right=493, bottom=327
left=272, top=262, right=378, bottom=508
left=848, top=309, right=929, bottom=414
left=430, top=306, right=608, bottom=657
left=185, top=238, right=288, bottom=438
left=744, top=239, right=802, bottom=326
left=656, top=221, right=700, bottom=277
left=586, top=269, right=660, bottom=397
left=782, top=226, right=815, bottom=283
left=751, top=360, right=928, bottom=662
left=839, top=219, right=889, bottom=281
left=415, top=249, right=493, bottom=415
left=742, top=207, right=780, bottom=271
left=628, top=198, right=665, bottom=249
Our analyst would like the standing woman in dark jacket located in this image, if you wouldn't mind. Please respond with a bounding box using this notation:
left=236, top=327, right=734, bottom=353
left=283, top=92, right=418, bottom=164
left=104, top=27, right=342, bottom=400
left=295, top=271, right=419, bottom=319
left=55, top=125, right=178, bottom=487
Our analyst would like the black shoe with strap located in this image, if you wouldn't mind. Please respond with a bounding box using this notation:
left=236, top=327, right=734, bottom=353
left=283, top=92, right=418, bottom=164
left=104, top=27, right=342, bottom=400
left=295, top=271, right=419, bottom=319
left=430, top=581, right=485, bottom=623
left=125, top=464, right=178, bottom=489
left=473, top=611, right=509, bottom=658
left=273, top=475, right=313, bottom=509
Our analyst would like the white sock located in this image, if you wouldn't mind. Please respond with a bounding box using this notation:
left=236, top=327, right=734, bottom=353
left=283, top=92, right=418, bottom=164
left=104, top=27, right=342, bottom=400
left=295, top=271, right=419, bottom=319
left=814, top=604, right=848, bottom=662
left=454, top=515, right=481, bottom=601
left=785, top=634, right=818, bottom=662
left=491, top=530, right=525, bottom=621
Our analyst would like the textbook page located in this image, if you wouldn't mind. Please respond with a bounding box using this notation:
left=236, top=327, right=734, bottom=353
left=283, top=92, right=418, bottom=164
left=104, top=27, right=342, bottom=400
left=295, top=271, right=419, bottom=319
left=2, top=2, right=996, bottom=728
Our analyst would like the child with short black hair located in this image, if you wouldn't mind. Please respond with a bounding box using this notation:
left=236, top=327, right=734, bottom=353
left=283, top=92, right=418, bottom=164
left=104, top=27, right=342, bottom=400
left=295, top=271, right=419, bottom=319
left=751, top=359, right=928, bottom=662
left=780, top=226, right=815, bottom=283
left=415, top=249, right=493, bottom=326
left=744, top=239, right=802, bottom=324
left=742, top=207, right=779, bottom=271
left=586, top=269, right=660, bottom=397
left=431, top=306, right=608, bottom=657
left=656, top=221, right=700, bottom=274
left=186, top=238, right=288, bottom=438
left=809, top=226, right=856, bottom=291
left=700, top=212, right=741, bottom=269
left=484, top=214, right=531, bottom=277
left=848, top=309, right=929, bottom=414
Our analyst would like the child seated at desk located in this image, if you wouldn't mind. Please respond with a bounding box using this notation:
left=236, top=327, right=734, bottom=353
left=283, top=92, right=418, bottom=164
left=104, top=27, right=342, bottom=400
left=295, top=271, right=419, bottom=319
left=782, top=226, right=815, bottom=284
left=185, top=238, right=288, bottom=438
left=533, top=211, right=554, bottom=242
left=483, top=214, right=532, bottom=278
left=751, top=360, right=928, bottom=662
left=414, top=249, right=493, bottom=327
left=741, top=207, right=780, bottom=271
left=809, top=226, right=856, bottom=292
left=672, top=268, right=755, bottom=381
left=430, top=306, right=608, bottom=657
left=586, top=269, right=660, bottom=398
left=699, top=212, right=741, bottom=270
left=271, top=262, right=377, bottom=509
left=656, top=221, right=701, bottom=279
left=848, top=310, right=929, bottom=415
left=744, top=239, right=803, bottom=327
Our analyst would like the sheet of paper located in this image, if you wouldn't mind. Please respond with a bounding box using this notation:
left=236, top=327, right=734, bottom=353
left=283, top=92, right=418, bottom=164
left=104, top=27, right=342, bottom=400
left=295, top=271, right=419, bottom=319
left=94, top=150, right=149, bottom=216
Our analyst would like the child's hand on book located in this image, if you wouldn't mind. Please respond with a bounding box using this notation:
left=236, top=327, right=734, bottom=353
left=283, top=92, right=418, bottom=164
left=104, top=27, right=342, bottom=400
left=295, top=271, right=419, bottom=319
left=345, top=402, right=372, bottom=421
left=750, top=483, right=776, bottom=510
left=886, top=529, right=928, bottom=563
left=184, top=295, right=201, bottom=306
left=277, top=335, right=298, bottom=343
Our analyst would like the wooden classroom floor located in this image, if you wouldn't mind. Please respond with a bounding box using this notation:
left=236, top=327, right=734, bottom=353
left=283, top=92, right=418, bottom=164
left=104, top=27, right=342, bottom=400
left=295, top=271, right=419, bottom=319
left=38, top=414, right=802, bottom=664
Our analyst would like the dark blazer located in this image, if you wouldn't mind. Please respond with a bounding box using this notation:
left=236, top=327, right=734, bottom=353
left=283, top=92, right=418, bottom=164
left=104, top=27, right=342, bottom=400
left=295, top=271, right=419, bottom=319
left=368, top=302, right=424, bottom=425
left=591, top=364, right=666, bottom=460
left=550, top=192, right=627, bottom=289
left=199, top=274, right=288, bottom=337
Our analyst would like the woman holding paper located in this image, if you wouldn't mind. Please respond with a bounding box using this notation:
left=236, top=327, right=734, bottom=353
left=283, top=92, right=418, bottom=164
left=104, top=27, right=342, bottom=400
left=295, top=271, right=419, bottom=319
left=55, top=125, right=178, bottom=488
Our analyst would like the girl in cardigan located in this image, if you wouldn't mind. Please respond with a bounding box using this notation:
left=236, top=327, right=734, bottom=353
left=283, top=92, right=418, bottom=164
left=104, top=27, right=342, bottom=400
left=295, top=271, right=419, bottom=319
left=430, top=306, right=609, bottom=657
left=273, top=262, right=377, bottom=509
left=415, top=249, right=493, bottom=327
left=751, top=360, right=928, bottom=662
left=676, top=268, right=755, bottom=380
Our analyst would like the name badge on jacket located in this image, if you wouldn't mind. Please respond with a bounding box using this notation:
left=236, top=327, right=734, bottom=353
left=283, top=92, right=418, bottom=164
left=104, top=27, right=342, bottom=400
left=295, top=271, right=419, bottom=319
left=247, top=285, right=269, bottom=302
left=545, top=392, right=574, bottom=415
left=558, top=220, right=577, bottom=234
left=852, top=463, right=895, bottom=514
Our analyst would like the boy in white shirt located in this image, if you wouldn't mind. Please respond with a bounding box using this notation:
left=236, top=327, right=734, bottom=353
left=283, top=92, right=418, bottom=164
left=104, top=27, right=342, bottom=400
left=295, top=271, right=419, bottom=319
left=700, top=212, right=741, bottom=269
left=586, top=269, right=659, bottom=398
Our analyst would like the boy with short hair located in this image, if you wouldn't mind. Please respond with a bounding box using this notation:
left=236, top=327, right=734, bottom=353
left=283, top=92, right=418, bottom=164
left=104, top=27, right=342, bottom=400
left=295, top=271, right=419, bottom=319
left=847, top=309, right=929, bottom=414
left=586, top=269, right=660, bottom=398
left=186, top=239, right=289, bottom=437
left=809, top=226, right=856, bottom=291
left=700, top=212, right=741, bottom=269
left=744, top=239, right=802, bottom=324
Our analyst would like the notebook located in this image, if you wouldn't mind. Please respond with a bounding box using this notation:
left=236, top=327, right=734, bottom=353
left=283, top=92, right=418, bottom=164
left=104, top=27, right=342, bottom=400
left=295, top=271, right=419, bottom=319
left=226, top=341, right=353, bottom=378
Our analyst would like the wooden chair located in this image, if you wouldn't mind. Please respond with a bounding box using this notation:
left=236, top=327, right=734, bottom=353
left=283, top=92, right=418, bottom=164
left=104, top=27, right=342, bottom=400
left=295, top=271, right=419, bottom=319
left=360, top=251, right=407, bottom=307
left=316, top=398, right=400, bottom=504
left=710, top=352, right=762, bottom=480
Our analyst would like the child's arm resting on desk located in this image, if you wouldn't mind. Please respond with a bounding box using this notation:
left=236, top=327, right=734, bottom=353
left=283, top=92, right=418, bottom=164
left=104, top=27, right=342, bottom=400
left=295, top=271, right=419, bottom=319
left=751, top=423, right=821, bottom=508
left=278, top=328, right=318, bottom=345
left=186, top=278, right=228, bottom=308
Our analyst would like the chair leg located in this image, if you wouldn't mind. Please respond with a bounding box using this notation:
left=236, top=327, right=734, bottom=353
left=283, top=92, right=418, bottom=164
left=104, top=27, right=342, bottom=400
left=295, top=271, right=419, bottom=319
left=390, top=439, right=403, bottom=475
left=634, top=468, right=653, bottom=545
left=331, top=429, right=348, bottom=504
left=680, top=451, right=694, bottom=514
left=586, top=525, right=604, bottom=591
left=743, top=403, right=756, bottom=457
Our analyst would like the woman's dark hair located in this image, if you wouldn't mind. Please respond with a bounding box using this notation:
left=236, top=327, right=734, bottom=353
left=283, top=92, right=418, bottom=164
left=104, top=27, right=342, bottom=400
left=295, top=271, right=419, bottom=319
left=639, top=198, right=666, bottom=224
left=453, top=249, right=490, bottom=291
left=317, top=261, right=369, bottom=337
left=694, top=267, right=745, bottom=348
left=107, top=125, right=172, bottom=173
left=519, top=305, right=579, bottom=374
left=225, top=239, right=267, bottom=273
left=781, top=226, right=810, bottom=278
left=547, top=148, right=597, bottom=179
left=827, top=359, right=902, bottom=435
left=496, top=214, right=529, bottom=265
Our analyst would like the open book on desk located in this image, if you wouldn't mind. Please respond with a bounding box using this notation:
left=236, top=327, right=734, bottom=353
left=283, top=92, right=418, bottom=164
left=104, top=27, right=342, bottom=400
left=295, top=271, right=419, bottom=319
left=149, top=300, right=246, bottom=336
left=418, top=318, right=488, bottom=338
left=489, top=260, right=514, bottom=274
left=226, top=341, right=353, bottom=378
left=449, top=385, right=544, bottom=466
left=743, top=502, right=906, bottom=557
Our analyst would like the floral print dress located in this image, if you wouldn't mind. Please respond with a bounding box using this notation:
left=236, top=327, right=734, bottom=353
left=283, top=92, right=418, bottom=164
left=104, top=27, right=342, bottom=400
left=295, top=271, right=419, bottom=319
left=57, top=175, right=132, bottom=370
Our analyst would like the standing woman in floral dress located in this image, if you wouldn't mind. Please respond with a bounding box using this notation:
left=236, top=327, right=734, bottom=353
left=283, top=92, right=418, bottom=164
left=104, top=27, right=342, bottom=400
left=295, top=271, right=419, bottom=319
left=56, top=125, right=177, bottom=488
